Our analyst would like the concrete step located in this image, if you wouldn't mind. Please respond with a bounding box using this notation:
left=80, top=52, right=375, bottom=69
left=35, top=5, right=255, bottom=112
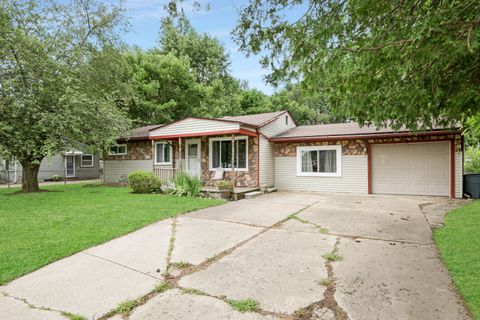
left=266, top=187, right=277, bottom=193
left=244, top=191, right=263, bottom=199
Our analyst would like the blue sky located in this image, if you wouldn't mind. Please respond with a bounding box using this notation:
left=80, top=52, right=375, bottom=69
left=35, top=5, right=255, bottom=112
left=121, top=0, right=274, bottom=93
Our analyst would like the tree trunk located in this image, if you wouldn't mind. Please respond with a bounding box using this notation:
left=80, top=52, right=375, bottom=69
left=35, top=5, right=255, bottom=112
left=21, top=161, right=41, bottom=193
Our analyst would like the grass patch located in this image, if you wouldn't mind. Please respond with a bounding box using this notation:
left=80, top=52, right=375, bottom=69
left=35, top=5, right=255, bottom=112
left=435, top=201, right=480, bottom=319
left=322, top=252, right=343, bottom=262
left=181, top=287, right=207, bottom=296
left=318, top=278, right=333, bottom=286
left=153, top=281, right=170, bottom=294
left=171, top=261, right=193, bottom=269
left=115, top=299, right=138, bottom=315
left=61, top=312, right=87, bottom=320
left=226, top=299, right=259, bottom=313
left=317, top=226, right=329, bottom=234
left=0, top=184, right=223, bottom=285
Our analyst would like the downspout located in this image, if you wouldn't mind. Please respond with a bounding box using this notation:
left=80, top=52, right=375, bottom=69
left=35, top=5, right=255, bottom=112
left=231, top=134, right=236, bottom=187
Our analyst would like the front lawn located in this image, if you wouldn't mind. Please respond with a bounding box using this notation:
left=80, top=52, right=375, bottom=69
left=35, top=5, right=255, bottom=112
left=435, top=201, right=480, bottom=319
left=0, top=184, right=223, bottom=285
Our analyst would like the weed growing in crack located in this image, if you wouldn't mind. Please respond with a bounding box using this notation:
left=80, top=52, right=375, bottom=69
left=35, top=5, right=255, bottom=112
left=318, top=226, right=329, bottom=234
left=61, top=312, right=87, bottom=320
left=322, top=253, right=343, bottom=262
left=181, top=287, right=207, bottom=296
left=227, top=299, right=259, bottom=313
left=115, top=299, right=138, bottom=315
left=153, top=281, right=170, bottom=294
left=171, top=261, right=193, bottom=269
left=318, top=278, right=333, bottom=286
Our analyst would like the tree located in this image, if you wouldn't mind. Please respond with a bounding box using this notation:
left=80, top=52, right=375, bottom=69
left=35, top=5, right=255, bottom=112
left=234, top=0, right=480, bottom=130
left=0, top=0, right=131, bottom=192
left=125, top=49, right=204, bottom=125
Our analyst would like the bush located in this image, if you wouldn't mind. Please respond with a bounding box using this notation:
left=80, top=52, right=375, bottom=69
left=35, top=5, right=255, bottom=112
left=128, top=171, right=162, bottom=193
left=216, top=179, right=233, bottom=191
left=465, top=147, right=480, bottom=173
left=171, top=171, right=202, bottom=197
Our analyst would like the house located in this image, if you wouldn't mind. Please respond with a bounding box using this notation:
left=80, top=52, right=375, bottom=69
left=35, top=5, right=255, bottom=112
left=104, top=110, right=463, bottom=198
left=0, top=144, right=100, bottom=184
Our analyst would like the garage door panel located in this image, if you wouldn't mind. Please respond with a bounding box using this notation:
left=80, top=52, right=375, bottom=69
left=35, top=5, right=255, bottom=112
left=372, top=142, right=450, bottom=196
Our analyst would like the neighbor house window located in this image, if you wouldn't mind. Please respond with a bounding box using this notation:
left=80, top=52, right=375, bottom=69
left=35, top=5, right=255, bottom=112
left=81, top=154, right=94, bottom=167
left=155, top=142, right=172, bottom=164
left=108, top=144, right=127, bottom=155
left=296, top=145, right=342, bottom=177
left=209, top=136, right=248, bottom=170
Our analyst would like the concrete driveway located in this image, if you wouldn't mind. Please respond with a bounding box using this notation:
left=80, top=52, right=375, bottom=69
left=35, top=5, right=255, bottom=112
left=0, top=192, right=472, bottom=320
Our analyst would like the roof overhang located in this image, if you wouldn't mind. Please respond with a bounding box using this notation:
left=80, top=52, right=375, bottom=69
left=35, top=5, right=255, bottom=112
left=151, top=129, right=258, bottom=140
left=270, top=130, right=461, bottom=142
left=62, top=150, right=84, bottom=155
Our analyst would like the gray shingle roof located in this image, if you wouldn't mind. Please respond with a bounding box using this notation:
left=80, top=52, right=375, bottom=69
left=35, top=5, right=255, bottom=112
left=221, top=110, right=287, bottom=127
left=122, top=124, right=164, bottom=140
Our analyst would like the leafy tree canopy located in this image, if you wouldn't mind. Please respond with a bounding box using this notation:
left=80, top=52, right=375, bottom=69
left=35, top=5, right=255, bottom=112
left=234, top=0, right=480, bottom=131
left=0, top=0, right=131, bottom=192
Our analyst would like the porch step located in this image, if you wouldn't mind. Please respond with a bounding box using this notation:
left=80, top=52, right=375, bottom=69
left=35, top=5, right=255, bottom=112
left=244, top=191, right=263, bottom=199
left=266, top=187, right=277, bottom=193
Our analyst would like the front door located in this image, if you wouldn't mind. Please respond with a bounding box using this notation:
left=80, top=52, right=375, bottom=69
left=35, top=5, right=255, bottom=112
left=185, top=139, right=201, bottom=178
left=65, top=155, right=75, bottom=177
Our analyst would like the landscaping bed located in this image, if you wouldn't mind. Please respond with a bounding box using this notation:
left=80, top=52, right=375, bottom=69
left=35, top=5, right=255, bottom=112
left=435, top=201, right=480, bottom=319
left=0, top=184, right=223, bottom=285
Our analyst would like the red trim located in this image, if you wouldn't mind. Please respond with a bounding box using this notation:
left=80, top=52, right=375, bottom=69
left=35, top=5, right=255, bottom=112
left=450, top=140, right=455, bottom=198
left=367, top=141, right=372, bottom=194
left=150, top=129, right=258, bottom=140
left=270, top=130, right=460, bottom=142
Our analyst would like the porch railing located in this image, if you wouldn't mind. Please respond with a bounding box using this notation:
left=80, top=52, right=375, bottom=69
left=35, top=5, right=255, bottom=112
left=154, top=168, right=181, bottom=181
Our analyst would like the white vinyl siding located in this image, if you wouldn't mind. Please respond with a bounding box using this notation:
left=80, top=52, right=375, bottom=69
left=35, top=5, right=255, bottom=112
left=150, top=118, right=239, bottom=137
left=103, top=160, right=152, bottom=183
left=274, top=156, right=368, bottom=193
left=371, top=142, right=450, bottom=197
left=259, top=136, right=274, bottom=187
left=455, top=151, right=463, bottom=198
left=260, top=113, right=296, bottom=138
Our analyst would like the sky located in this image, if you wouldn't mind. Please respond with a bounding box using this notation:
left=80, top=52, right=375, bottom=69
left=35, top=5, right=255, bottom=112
left=120, top=0, right=274, bottom=94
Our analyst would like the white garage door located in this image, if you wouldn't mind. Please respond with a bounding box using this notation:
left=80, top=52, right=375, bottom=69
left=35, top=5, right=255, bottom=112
left=372, top=142, right=450, bottom=196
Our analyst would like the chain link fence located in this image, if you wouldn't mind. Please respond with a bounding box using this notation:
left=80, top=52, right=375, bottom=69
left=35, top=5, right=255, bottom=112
left=0, top=169, right=103, bottom=187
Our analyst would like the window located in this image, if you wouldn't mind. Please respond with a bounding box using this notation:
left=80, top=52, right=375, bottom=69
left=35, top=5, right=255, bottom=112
left=81, top=154, right=94, bottom=167
left=209, top=136, right=248, bottom=171
left=155, top=142, right=172, bottom=164
left=109, top=144, right=127, bottom=155
left=296, top=145, right=342, bottom=177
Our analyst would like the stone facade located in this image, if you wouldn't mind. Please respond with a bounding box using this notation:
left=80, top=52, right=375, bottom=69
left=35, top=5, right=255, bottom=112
left=104, top=140, right=153, bottom=161
left=274, top=134, right=463, bottom=158
left=274, top=140, right=367, bottom=157
left=170, top=136, right=259, bottom=188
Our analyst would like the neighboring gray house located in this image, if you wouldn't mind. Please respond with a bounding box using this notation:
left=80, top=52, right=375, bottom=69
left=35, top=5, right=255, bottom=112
left=0, top=144, right=100, bottom=184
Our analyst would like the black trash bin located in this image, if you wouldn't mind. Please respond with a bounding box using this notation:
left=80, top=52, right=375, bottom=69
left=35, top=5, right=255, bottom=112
left=464, top=174, right=480, bottom=199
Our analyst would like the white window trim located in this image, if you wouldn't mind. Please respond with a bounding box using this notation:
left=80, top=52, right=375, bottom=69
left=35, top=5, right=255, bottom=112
left=80, top=154, right=94, bottom=168
left=209, top=136, right=249, bottom=171
left=155, top=142, right=172, bottom=165
left=296, top=145, right=342, bottom=177
left=108, top=144, right=127, bottom=156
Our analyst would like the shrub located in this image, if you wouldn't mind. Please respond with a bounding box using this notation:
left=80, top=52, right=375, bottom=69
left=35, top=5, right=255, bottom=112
left=216, top=179, right=233, bottom=191
left=52, top=175, right=62, bottom=181
left=171, top=171, right=202, bottom=197
left=128, top=171, right=162, bottom=193
left=465, top=147, right=480, bottom=173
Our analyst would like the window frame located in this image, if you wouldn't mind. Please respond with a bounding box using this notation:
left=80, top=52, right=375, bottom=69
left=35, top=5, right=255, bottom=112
left=209, top=136, right=249, bottom=171
left=80, top=154, right=94, bottom=168
left=154, top=142, right=172, bottom=165
left=108, top=144, right=127, bottom=156
left=296, top=145, right=342, bottom=177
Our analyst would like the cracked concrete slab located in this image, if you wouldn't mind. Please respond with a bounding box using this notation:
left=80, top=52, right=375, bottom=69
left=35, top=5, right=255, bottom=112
left=185, top=200, right=307, bottom=227
left=0, top=295, right=67, bottom=320
left=420, top=198, right=469, bottom=228
left=1, top=253, right=159, bottom=319
left=256, top=191, right=330, bottom=206
left=298, top=202, right=433, bottom=244
left=333, top=238, right=472, bottom=320
left=180, top=229, right=335, bottom=315
left=85, top=219, right=171, bottom=277
left=171, top=217, right=263, bottom=265
left=276, top=218, right=322, bottom=234
left=129, top=289, right=277, bottom=320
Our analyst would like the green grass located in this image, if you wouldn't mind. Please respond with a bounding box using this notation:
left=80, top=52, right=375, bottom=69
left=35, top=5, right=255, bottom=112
left=435, top=201, right=480, bottom=319
left=322, top=252, right=343, bottom=262
left=153, top=281, right=171, bottom=294
left=226, top=298, right=259, bottom=313
left=0, top=184, right=223, bottom=285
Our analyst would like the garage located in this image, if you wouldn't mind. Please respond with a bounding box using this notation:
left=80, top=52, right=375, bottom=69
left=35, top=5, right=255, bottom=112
left=371, top=141, right=451, bottom=196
